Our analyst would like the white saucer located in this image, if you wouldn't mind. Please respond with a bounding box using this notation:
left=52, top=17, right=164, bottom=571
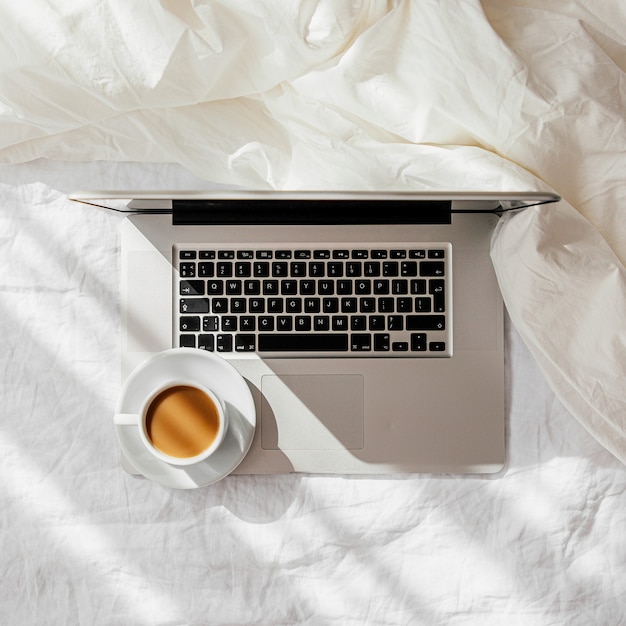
left=114, top=349, right=256, bottom=489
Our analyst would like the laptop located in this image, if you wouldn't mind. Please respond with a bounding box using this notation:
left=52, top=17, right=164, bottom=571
left=72, top=190, right=559, bottom=475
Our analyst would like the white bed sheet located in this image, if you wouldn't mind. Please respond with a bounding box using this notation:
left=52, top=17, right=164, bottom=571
left=1, top=160, right=624, bottom=625
left=1, top=1, right=625, bottom=624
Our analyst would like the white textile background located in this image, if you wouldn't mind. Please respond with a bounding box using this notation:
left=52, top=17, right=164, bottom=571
left=1, top=1, right=625, bottom=624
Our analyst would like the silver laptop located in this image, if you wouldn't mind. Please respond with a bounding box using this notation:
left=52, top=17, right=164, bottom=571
left=73, top=190, right=559, bottom=475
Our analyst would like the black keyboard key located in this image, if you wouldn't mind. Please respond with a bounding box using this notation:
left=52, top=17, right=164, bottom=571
left=410, top=279, right=427, bottom=295
left=430, top=279, right=446, bottom=312
left=235, top=262, right=251, bottom=277
left=327, top=262, right=343, bottom=277
left=216, top=334, right=233, bottom=352
left=207, top=280, right=224, bottom=295
left=263, top=280, right=279, bottom=295
left=305, top=298, right=321, bottom=313
left=351, top=334, right=372, bottom=351
left=221, top=316, right=237, bottom=331
left=359, top=298, right=375, bottom=313
left=180, top=280, right=205, bottom=296
left=231, top=298, right=246, bottom=313
left=240, top=316, right=256, bottom=331
left=258, top=334, right=349, bottom=352
left=318, top=280, right=334, bottom=295
left=179, top=334, right=196, bottom=348
left=217, top=262, right=233, bottom=277
left=373, top=279, right=389, bottom=294
left=406, top=315, right=446, bottom=330
left=179, top=262, right=196, bottom=278
left=235, top=334, right=256, bottom=352
left=180, top=298, right=209, bottom=314
left=337, top=280, right=353, bottom=294
left=244, top=280, right=261, bottom=295
left=225, top=280, right=242, bottom=295
left=277, top=316, right=293, bottom=331
left=414, top=297, right=432, bottom=312
left=411, top=333, right=427, bottom=351
left=429, top=342, right=446, bottom=351
left=211, top=298, right=228, bottom=313
left=203, top=316, right=218, bottom=331
left=378, top=298, right=394, bottom=313
left=300, top=280, right=316, bottom=295
left=254, top=262, right=270, bottom=277
left=180, top=250, right=196, bottom=259
left=332, top=316, right=348, bottom=330
left=309, top=262, right=325, bottom=277
left=374, top=334, right=390, bottom=351
left=397, top=297, right=412, bottom=312
left=392, top=279, right=408, bottom=295
left=290, top=262, right=307, bottom=276
left=258, top=316, right=274, bottom=331
left=272, top=262, right=289, bottom=277
left=281, top=280, right=298, bottom=295
left=249, top=298, right=265, bottom=313
left=295, top=316, right=312, bottom=331
left=314, top=316, right=330, bottom=331
left=355, top=280, right=371, bottom=295
left=346, top=262, right=362, bottom=277
left=198, top=334, right=215, bottom=351
left=382, top=262, right=399, bottom=276
left=428, top=249, right=445, bottom=258
left=340, top=297, right=358, bottom=313
left=268, top=298, right=283, bottom=313
left=387, top=315, right=403, bottom=331
left=420, top=261, right=445, bottom=277
left=364, top=262, right=380, bottom=276
left=369, top=316, right=385, bottom=330
left=351, top=315, right=366, bottom=330
left=218, top=251, right=235, bottom=259
left=180, top=316, right=201, bottom=332
left=323, top=298, right=339, bottom=313
left=286, top=298, right=303, bottom=313
left=198, top=262, right=214, bottom=277
left=401, top=261, right=418, bottom=276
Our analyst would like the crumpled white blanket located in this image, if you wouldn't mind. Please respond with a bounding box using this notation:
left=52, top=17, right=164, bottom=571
left=1, top=2, right=626, bottom=623
left=2, top=0, right=623, bottom=462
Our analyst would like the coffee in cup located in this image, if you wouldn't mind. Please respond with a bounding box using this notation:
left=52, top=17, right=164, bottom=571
left=115, top=380, right=229, bottom=466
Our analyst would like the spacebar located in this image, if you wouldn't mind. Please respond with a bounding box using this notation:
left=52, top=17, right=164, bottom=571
left=258, top=334, right=349, bottom=352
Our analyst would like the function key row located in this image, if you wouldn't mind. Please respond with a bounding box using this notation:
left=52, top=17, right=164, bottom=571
left=179, top=260, right=445, bottom=279
left=179, top=248, right=446, bottom=261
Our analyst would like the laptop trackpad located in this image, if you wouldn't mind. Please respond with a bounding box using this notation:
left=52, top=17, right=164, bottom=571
left=260, top=374, right=364, bottom=450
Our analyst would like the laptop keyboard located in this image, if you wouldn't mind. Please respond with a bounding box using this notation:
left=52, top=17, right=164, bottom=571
left=175, top=243, right=451, bottom=357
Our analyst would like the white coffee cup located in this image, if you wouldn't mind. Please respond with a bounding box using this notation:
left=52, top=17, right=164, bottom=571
left=114, top=379, right=229, bottom=466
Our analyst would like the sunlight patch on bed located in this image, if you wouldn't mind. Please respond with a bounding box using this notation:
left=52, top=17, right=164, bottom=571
left=0, top=431, right=178, bottom=624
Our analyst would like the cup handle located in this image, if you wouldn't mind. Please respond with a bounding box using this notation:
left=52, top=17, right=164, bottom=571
left=114, top=413, right=140, bottom=426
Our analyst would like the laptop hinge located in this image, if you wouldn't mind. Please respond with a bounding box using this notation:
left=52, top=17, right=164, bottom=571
left=172, top=199, right=452, bottom=225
